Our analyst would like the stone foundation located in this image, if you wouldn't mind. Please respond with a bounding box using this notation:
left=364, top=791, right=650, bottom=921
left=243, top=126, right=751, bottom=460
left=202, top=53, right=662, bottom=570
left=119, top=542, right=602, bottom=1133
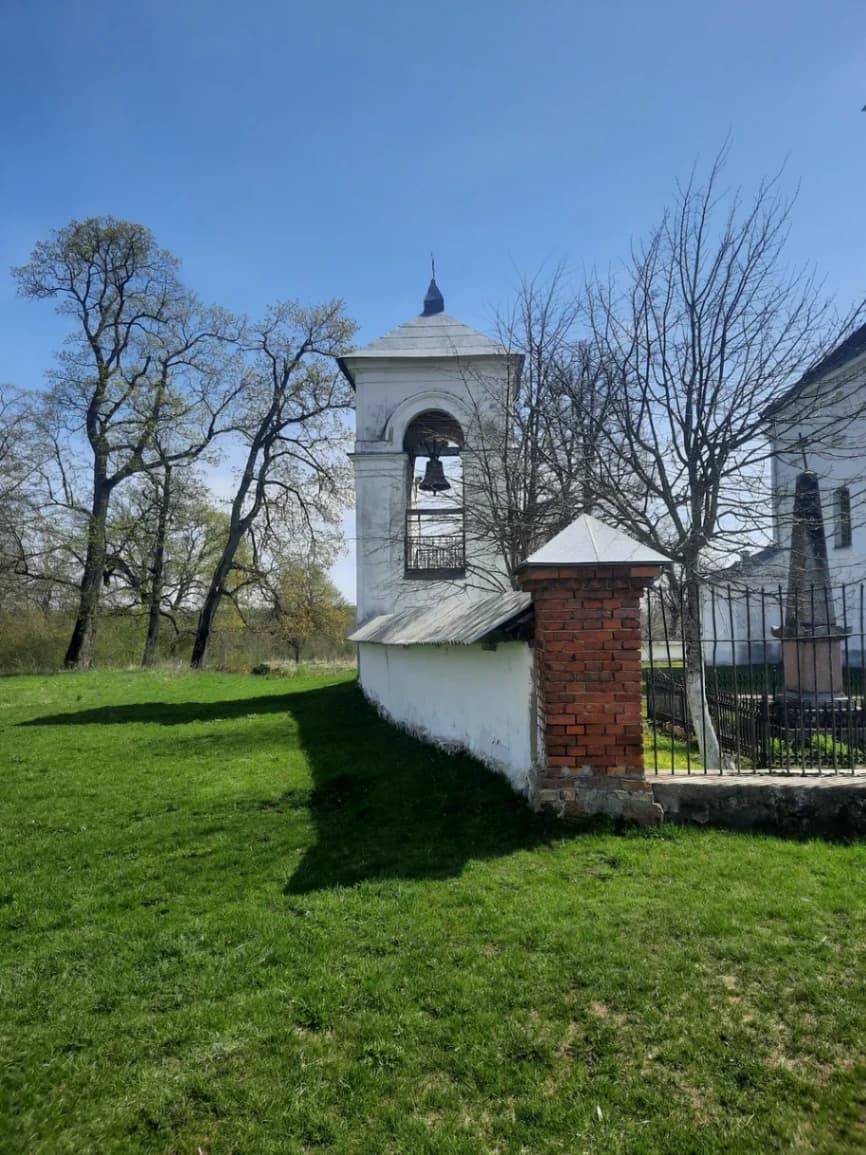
left=652, top=773, right=866, bottom=838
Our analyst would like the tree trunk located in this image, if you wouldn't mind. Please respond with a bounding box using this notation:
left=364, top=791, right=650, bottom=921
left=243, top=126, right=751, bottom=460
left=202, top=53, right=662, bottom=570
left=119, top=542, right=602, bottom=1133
left=190, top=522, right=247, bottom=669
left=64, top=483, right=110, bottom=669
left=142, top=466, right=171, bottom=668
left=682, top=576, right=728, bottom=770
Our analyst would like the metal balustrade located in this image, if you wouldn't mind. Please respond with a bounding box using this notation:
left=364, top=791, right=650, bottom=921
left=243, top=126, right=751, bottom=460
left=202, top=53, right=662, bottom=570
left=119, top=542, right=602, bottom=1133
left=405, top=533, right=465, bottom=576
left=644, top=581, right=866, bottom=774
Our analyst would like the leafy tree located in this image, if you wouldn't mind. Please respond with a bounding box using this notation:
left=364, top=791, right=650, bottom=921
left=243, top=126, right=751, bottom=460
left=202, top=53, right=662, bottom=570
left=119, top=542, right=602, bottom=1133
left=106, top=469, right=232, bottom=664
left=265, top=559, right=347, bottom=663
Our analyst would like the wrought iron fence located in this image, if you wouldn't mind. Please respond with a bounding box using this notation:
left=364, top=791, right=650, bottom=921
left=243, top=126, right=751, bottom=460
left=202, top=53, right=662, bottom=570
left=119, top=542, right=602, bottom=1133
left=644, top=581, right=866, bottom=775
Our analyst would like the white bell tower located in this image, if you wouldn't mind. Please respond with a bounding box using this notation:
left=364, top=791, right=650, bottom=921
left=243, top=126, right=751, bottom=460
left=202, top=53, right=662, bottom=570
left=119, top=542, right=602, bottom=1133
left=340, top=277, right=517, bottom=623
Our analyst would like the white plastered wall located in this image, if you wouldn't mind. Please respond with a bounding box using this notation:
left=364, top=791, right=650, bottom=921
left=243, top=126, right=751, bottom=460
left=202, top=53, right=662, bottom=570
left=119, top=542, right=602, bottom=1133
left=358, top=641, right=538, bottom=797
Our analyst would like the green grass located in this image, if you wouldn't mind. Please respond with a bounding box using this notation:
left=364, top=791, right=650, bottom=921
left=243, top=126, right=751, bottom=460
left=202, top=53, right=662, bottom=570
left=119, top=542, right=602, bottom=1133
left=644, top=723, right=700, bottom=771
left=2, top=671, right=865, bottom=1154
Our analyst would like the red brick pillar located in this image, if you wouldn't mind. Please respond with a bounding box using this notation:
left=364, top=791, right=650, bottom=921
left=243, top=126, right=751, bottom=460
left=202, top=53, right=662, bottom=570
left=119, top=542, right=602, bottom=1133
left=518, top=563, right=663, bottom=825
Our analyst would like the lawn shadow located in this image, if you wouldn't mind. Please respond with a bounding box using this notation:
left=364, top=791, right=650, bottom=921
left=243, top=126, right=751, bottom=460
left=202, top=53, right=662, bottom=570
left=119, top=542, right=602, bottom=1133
left=285, top=680, right=568, bottom=894
left=17, top=693, right=303, bottom=727
left=18, top=678, right=581, bottom=891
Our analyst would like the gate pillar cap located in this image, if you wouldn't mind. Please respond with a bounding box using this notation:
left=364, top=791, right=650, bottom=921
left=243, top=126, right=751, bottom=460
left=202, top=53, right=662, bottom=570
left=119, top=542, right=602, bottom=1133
left=517, top=514, right=669, bottom=571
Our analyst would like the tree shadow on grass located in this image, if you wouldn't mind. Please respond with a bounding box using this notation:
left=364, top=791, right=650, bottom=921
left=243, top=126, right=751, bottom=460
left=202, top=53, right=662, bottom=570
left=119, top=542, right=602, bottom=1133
left=17, top=693, right=301, bottom=727
left=284, top=680, right=570, bottom=894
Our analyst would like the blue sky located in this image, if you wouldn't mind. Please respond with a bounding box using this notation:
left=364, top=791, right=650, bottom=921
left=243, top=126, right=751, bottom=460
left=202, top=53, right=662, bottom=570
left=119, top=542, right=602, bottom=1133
left=1, top=0, right=864, bottom=599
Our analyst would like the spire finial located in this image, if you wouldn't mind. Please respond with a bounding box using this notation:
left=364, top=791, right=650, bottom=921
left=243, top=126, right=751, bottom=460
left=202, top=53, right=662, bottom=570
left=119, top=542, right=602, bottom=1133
left=797, top=431, right=809, bottom=473
left=422, top=257, right=444, bottom=316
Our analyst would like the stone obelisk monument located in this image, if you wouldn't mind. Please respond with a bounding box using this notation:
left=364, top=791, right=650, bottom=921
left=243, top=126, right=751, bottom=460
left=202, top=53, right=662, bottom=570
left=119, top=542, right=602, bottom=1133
left=773, top=470, right=850, bottom=699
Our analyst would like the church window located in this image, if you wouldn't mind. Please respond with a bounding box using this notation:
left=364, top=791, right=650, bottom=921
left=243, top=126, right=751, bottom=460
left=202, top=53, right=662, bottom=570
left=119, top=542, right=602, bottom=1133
left=834, top=485, right=852, bottom=549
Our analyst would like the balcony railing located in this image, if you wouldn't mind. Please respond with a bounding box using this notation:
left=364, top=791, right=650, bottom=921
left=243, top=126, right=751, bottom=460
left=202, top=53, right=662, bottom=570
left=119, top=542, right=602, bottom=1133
left=405, top=533, right=465, bottom=576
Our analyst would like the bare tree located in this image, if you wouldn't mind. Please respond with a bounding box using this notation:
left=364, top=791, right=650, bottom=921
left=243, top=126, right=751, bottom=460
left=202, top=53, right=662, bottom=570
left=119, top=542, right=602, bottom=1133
left=0, top=387, right=43, bottom=607
left=0, top=389, right=83, bottom=617
left=189, top=301, right=355, bottom=669
left=584, top=149, right=862, bottom=766
left=459, top=268, right=622, bottom=584
left=14, top=217, right=240, bottom=668
left=138, top=461, right=174, bottom=667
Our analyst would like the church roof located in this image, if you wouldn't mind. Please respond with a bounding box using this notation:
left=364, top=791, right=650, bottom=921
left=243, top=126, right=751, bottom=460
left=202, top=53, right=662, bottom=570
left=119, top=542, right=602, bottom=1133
left=763, top=318, right=866, bottom=419
left=519, top=514, right=669, bottom=569
left=344, top=311, right=506, bottom=361
left=338, top=277, right=510, bottom=387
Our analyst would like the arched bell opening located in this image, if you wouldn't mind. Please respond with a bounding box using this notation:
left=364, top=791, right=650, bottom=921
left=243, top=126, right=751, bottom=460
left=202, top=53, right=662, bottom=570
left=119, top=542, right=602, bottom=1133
left=403, top=410, right=466, bottom=577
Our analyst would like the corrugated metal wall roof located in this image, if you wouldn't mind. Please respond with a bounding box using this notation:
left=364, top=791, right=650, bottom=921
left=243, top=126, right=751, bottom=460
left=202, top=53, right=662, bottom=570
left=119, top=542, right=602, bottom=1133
left=348, top=590, right=532, bottom=646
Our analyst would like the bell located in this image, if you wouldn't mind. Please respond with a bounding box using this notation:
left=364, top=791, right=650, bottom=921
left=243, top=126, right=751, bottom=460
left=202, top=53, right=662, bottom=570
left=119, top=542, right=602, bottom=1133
left=419, top=456, right=450, bottom=494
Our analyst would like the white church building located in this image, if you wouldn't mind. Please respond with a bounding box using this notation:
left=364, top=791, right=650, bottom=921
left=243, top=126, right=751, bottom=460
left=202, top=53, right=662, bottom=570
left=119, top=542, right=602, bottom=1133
left=704, top=320, right=866, bottom=665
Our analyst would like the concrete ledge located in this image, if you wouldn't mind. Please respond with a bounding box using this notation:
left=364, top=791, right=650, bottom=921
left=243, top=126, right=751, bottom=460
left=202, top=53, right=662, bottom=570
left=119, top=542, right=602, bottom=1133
left=652, top=774, right=866, bottom=838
